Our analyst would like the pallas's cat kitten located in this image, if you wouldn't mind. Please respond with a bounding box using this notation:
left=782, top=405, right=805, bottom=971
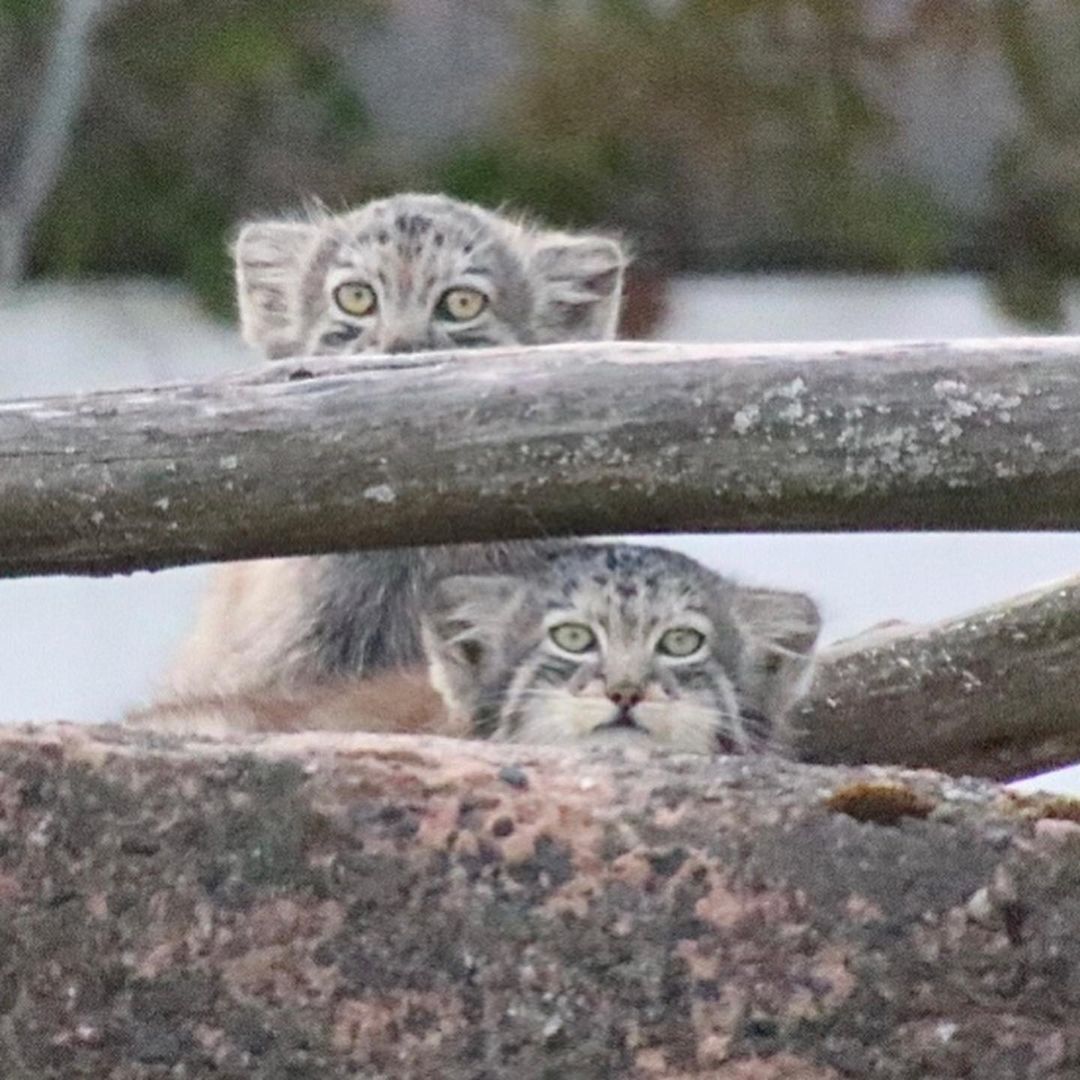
left=132, top=543, right=820, bottom=755
left=422, top=543, right=820, bottom=754
left=163, top=193, right=623, bottom=698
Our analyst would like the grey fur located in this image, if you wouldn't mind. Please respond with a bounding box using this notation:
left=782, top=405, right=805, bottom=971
left=421, top=543, right=821, bottom=754
left=168, top=195, right=624, bottom=695
left=170, top=194, right=820, bottom=718
left=234, top=192, right=625, bottom=359
left=298, top=541, right=573, bottom=681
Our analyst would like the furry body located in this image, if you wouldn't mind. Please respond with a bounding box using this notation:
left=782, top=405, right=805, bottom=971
left=165, top=542, right=564, bottom=697
left=163, top=193, right=624, bottom=697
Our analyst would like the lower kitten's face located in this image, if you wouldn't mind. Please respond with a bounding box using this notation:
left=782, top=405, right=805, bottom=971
left=497, top=590, right=745, bottom=755
left=423, top=545, right=757, bottom=754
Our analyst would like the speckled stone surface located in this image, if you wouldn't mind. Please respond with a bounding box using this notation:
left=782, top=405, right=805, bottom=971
left=0, top=724, right=1078, bottom=1078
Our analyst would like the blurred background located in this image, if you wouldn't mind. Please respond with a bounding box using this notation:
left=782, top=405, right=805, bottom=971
left=1, top=0, right=1078, bottom=787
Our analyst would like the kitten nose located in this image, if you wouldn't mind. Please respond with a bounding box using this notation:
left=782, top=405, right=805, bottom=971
left=607, top=683, right=643, bottom=707
left=382, top=337, right=421, bottom=355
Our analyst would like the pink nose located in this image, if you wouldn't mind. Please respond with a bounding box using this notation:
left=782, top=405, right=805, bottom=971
left=608, top=688, right=643, bottom=707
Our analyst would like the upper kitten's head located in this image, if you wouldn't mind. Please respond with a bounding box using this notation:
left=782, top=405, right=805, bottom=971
left=421, top=543, right=820, bottom=755
left=232, top=193, right=625, bottom=358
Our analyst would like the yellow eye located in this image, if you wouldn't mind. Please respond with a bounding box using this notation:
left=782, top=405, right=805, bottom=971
left=437, top=287, right=488, bottom=322
left=333, top=282, right=377, bottom=317
left=657, top=628, right=705, bottom=658
left=549, top=622, right=597, bottom=653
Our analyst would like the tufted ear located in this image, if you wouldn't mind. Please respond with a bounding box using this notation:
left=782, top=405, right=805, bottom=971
left=529, top=233, right=626, bottom=342
left=232, top=220, right=318, bottom=357
left=731, top=587, right=823, bottom=741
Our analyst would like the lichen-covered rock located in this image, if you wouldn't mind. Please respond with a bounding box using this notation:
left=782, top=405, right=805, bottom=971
left=0, top=724, right=1077, bottom=1078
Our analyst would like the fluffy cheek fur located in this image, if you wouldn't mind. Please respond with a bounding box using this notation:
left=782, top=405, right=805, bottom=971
left=494, top=664, right=748, bottom=754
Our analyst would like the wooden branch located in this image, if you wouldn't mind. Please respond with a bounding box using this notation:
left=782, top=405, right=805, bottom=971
left=799, top=573, right=1080, bottom=781
left=4, top=337, right=1080, bottom=576
left=3, top=724, right=1078, bottom=1078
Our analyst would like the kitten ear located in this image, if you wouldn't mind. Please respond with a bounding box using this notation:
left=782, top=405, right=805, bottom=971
left=733, top=588, right=822, bottom=659
left=232, top=220, right=318, bottom=357
left=420, top=575, right=526, bottom=724
left=529, top=233, right=626, bottom=341
left=731, top=587, right=823, bottom=735
left=422, top=574, right=523, bottom=672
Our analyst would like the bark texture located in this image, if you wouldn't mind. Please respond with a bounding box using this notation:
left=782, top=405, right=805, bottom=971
left=4, top=337, right=1080, bottom=576
left=1, top=724, right=1080, bottom=1078
left=799, top=573, right=1080, bottom=781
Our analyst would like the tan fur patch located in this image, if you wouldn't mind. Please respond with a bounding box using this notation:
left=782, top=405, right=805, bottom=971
left=162, top=558, right=317, bottom=697
left=129, top=667, right=462, bottom=739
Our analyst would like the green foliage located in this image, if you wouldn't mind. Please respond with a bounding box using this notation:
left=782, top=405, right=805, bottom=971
left=37, top=142, right=236, bottom=310
left=983, top=3, right=1080, bottom=328
left=436, top=0, right=956, bottom=270
left=0, top=0, right=49, bottom=28
left=789, top=175, right=955, bottom=273
left=26, top=0, right=380, bottom=314
left=986, top=262, right=1065, bottom=330
left=439, top=139, right=633, bottom=230
left=15, top=0, right=1080, bottom=326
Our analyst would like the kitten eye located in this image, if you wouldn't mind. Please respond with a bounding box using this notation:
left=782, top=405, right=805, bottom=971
left=437, top=287, right=488, bottom=322
left=333, top=282, right=377, bottom=317
left=657, top=627, right=705, bottom=658
left=549, top=622, right=597, bottom=653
